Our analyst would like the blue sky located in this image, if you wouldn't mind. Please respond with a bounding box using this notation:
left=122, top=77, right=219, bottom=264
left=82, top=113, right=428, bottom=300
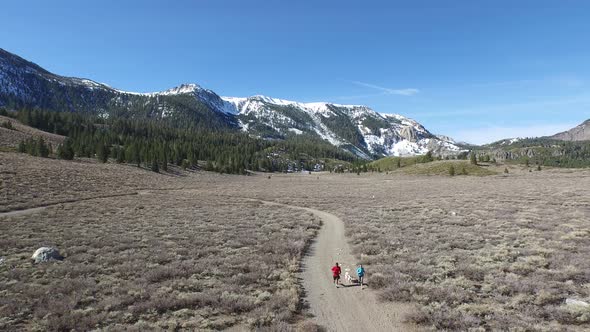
left=1, top=0, right=589, bottom=144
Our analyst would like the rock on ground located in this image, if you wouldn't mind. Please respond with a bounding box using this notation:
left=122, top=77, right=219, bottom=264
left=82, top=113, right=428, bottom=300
left=31, top=247, right=63, bottom=263
left=566, top=298, right=590, bottom=307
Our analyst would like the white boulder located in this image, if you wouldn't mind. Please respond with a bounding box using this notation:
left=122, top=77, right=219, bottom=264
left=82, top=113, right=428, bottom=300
left=31, top=247, right=63, bottom=263
left=566, top=298, right=590, bottom=307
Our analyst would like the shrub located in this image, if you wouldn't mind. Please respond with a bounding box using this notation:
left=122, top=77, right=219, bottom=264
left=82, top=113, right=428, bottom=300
left=2, top=120, right=14, bottom=130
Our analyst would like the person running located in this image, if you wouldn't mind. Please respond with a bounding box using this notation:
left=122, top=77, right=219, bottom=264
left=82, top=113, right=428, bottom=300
left=331, top=262, right=342, bottom=288
left=356, top=264, right=365, bottom=289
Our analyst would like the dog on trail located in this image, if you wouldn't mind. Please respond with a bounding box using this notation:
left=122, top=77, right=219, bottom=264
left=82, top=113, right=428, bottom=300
left=344, top=270, right=358, bottom=285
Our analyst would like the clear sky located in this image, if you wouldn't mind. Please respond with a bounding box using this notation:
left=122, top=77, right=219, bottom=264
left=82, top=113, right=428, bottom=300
left=2, top=0, right=589, bottom=144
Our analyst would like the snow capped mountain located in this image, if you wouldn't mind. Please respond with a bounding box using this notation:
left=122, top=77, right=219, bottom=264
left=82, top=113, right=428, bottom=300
left=0, top=48, right=463, bottom=158
left=218, top=95, right=463, bottom=157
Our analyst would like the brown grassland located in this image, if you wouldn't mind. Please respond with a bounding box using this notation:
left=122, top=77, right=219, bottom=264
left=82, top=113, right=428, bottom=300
left=1, top=151, right=590, bottom=331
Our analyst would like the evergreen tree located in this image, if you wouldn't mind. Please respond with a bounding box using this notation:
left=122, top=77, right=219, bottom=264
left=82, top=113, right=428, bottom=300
left=460, top=165, right=468, bottom=175
left=57, top=139, right=75, bottom=160
left=470, top=152, right=477, bottom=165
left=38, top=137, right=49, bottom=158
left=151, top=157, right=159, bottom=173
left=18, top=140, right=26, bottom=153
left=162, top=147, right=168, bottom=172
left=96, top=142, right=109, bottom=163
left=116, top=146, right=125, bottom=163
left=133, top=144, right=141, bottom=167
left=25, top=137, right=37, bottom=156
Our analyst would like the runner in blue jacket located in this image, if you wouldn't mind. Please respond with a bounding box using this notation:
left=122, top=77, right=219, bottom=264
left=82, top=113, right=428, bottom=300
left=356, top=264, right=365, bottom=289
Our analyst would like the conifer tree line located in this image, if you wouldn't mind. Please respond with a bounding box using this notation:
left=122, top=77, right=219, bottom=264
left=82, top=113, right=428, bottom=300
left=10, top=108, right=361, bottom=174
left=18, top=136, right=51, bottom=158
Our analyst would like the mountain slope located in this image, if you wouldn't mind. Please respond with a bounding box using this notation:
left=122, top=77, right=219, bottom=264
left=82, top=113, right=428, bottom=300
left=222, top=95, right=463, bottom=158
left=0, top=49, right=236, bottom=129
left=0, top=48, right=462, bottom=158
left=550, top=119, right=590, bottom=141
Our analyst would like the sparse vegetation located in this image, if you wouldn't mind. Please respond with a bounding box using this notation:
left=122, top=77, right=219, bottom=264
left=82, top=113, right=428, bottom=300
left=369, top=154, right=438, bottom=172
left=0, top=155, right=321, bottom=330
left=480, top=138, right=590, bottom=168
left=338, top=172, right=590, bottom=330
left=1, top=120, right=14, bottom=130
left=397, top=160, right=496, bottom=176
left=1, top=149, right=589, bottom=331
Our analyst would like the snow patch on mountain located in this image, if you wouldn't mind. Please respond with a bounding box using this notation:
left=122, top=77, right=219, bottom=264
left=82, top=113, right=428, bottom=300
left=217, top=95, right=464, bottom=158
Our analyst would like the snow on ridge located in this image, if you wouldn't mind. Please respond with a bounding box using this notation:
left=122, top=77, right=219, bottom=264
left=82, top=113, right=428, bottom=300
left=157, top=83, right=202, bottom=96
left=435, top=134, right=457, bottom=144
left=109, top=83, right=210, bottom=97
left=221, top=95, right=366, bottom=114
left=495, top=138, right=521, bottom=145
left=219, top=94, right=464, bottom=157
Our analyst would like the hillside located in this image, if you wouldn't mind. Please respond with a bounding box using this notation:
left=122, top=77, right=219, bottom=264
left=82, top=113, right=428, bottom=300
left=0, top=114, right=64, bottom=150
left=0, top=48, right=462, bottom=158
left=550, top=119, right=590, bottom=141
left=477, top=137, right=590, bottom=168
left=370, top=155, right=497, bottom=176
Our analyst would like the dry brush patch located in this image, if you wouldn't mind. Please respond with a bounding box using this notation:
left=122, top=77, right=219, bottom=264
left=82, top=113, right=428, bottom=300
left=0, top=152, right=201, bottom=212
left=0, top=192, right=321, bottom=331
left=188, top=171, right=590, bottom=330
left=334, top=174, right=590, bottom=331
left=3, top=152, right=590, bottom=331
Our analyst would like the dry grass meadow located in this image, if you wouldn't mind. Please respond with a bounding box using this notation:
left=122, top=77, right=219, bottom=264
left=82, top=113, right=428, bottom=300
left=2, top=151, right=590, bottom=331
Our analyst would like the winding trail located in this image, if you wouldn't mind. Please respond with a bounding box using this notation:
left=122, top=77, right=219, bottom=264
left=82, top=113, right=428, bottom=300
left=0, top=192, right=140, bottom=218
left=258, top=200, right=421, bottom=332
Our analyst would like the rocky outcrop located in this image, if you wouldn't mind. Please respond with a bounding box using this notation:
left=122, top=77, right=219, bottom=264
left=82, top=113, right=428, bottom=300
left=399, top=126, right=420, bottom=142
left=550, top=120, right=590, bottom=141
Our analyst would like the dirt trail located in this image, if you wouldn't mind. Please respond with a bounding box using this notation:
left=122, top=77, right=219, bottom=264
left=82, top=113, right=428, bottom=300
left=0, top=192, right=139, bottom=218
left=259, top=200, right=421, bottom=332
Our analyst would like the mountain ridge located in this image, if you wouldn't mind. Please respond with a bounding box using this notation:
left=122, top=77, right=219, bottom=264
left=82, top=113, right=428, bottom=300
left=549, top=119, right=590, bottom=141
left=0, top=48, right=463, bottom=158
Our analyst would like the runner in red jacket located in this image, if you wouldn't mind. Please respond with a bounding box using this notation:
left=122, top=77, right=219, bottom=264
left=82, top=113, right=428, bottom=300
left=331, top=262, right=342, bottom=288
